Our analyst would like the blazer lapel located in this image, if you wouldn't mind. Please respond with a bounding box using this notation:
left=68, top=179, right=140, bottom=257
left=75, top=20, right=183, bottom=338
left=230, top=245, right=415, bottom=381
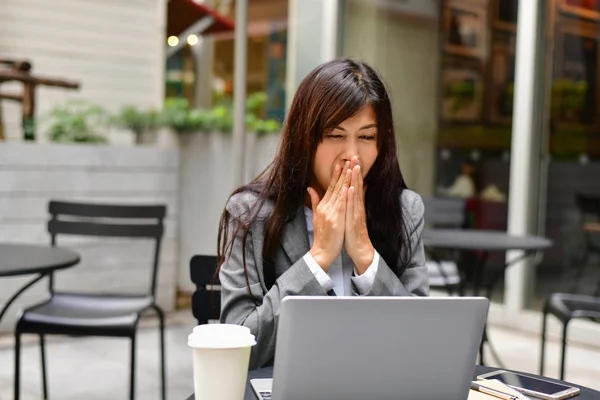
left=281, top=207, right=310, bottom=264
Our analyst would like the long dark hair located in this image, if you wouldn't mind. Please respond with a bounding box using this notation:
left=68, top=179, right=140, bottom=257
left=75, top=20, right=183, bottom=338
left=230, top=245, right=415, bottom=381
left=218, top=58, right=413, bottom=290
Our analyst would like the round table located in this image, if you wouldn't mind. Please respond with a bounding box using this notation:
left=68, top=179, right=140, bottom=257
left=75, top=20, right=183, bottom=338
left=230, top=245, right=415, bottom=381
left=423, top=229, right=553, bottom=252
left=423, top=229, right=552, bottom=367
left=0, top=243, right=80, bottom=323
left=422, top=228, right=552, bottom=298
left=186, top=365, right=600, bottom=400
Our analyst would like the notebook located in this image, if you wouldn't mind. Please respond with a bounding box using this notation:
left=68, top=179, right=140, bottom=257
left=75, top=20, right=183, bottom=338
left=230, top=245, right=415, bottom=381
left=469, top=379, right=532, bottom=400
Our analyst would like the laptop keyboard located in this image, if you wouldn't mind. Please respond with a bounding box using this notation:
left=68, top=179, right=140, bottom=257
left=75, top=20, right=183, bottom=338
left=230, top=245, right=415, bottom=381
left=258, top=390, right=272, bottom=400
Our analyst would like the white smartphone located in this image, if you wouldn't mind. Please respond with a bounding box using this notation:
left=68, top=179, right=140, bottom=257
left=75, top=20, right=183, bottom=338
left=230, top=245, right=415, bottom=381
left=477, top=370, right=580, bottom=400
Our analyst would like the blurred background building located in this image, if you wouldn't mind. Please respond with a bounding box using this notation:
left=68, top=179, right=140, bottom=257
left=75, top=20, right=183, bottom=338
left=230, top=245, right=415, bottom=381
left=1, top=0, right=600, bottom=341
left=0, top=0, right=167, bottom=140
left=3, top=0, right=600, bottom=396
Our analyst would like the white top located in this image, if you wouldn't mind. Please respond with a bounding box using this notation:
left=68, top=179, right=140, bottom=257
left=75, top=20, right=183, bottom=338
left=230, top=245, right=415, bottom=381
left=302, top=207, right=379, bottom=296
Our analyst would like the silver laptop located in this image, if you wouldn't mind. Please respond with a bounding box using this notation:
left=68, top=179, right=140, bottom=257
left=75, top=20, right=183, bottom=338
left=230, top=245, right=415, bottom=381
left=251, top=296, right=489, bottom=400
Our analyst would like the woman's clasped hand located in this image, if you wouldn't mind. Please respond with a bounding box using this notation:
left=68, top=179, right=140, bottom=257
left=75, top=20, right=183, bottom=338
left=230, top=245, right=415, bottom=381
left=308, top=155, right=374, bottom=275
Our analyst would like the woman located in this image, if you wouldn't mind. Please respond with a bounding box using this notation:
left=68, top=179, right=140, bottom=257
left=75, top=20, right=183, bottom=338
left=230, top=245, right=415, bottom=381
left=218, top=58, right=428, bottom=369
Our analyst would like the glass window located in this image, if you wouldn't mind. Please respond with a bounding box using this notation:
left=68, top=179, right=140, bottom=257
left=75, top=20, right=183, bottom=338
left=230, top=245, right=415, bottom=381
left=533, top=0, right=600, bottom=310
left=165, top=0, right=289, bottom=123
left=211, top=0, right=289, bottom=123
left=340, top=0, right=519, bottom=304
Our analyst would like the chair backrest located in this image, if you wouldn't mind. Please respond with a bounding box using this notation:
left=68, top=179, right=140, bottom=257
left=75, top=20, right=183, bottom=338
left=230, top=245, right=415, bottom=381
left=422, top=196, right=466, bottom=228
left=574, top=193, right=600, bottom=255
left=190, top=255, right=221, bottom=324
left=569, top=193, right=600, bottom=295
left=48, top=200, right=167, bottom=295
left=575, top=192, right=600, bottom=220
left=422, top=196, right=466, bottom=293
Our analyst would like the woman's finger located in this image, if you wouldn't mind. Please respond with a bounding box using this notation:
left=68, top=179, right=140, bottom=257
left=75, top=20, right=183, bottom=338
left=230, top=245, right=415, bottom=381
left=343, top=167, right=352, bottom=194
left=336, top=186, right=348, bottom=215
left=336, top=168, right=351, bottom=212
left=352, top=166, right=362, bottom=220
left=347, top=185, right=355, bottom=226
left=334, top=169, right=350, bottom=210
left=326, top=161, right=350, bottom=204
left=349, top=156, right=358, bottom=171
left=356, top=165, right=364, bottom=206
left=307, top=187, right=320, bottom=211
left=335, top=161, right=351, bottom=193
left=351, top=165, right=359, bottom=193
left=322, top=163, right=341, bottom=204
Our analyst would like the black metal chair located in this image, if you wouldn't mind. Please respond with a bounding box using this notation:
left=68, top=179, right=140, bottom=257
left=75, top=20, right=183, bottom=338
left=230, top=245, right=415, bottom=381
left=14, top=201, right=167, bottom=400
left=540, top=192, right=600, bottom=380
left=189, top=255, right=221, bottom=325
left=422, top=196, right=467, bottom=295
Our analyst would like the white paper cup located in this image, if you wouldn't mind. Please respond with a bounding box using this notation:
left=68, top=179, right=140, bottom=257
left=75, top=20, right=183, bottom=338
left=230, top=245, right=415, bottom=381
left=188, top=324, right=256, bottom=400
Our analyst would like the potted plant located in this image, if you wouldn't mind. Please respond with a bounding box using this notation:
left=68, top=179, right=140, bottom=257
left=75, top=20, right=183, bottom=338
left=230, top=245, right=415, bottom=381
left=445, top=80, right=476, bottom=114
left=552, top=79, right=588, bottom=122
left=112, top=106, right=160, bottom=144
left=563, top=80, right=587, bottom=121
left=159, top=98, right=210, bottom=134
left=44, top=100, right=107, bottom=144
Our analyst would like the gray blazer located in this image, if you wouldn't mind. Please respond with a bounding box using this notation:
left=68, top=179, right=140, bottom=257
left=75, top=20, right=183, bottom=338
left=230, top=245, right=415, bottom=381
left=219, top=189, right=429, bottom=369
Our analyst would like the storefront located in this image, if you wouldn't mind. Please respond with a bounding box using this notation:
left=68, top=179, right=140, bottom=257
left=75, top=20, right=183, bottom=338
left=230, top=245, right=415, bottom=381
left=186, top=0, right=599, bottom=320
left=165, top=0, right=288, bottom=122
left=282, top=0, right=600, bottom=318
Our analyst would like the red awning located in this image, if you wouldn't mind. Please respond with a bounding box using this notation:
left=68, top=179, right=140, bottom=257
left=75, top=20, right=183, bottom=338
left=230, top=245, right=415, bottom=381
left=167, top=0, right=235, bottom=37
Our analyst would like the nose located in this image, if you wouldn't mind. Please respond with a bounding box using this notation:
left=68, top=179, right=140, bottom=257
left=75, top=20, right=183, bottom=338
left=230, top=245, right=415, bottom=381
left=341, top=138, right=358, bottom=163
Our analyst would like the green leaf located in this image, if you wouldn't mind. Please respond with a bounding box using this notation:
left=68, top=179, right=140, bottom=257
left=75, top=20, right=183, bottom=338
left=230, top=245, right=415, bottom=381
left=158, top=94, right=280, bottom=136
left=112, top=106, right=158, bottom=134
left=246, top=92, right=267, bottom=117
left=44, top=100, right=108, bottom=144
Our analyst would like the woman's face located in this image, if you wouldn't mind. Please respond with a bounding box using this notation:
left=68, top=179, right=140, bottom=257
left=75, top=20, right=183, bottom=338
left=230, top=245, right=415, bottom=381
left=311, top=105, right=379, bottom=198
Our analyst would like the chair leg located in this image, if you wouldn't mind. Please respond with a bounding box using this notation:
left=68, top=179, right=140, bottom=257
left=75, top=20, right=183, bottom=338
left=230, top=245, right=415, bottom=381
left=14, top=330, right=21, bottom=400
left=568, top=249, right=589, bottom=293
left=479, top=328, right=486, bottom=366
left=130, top=335, right=136, bottom=400
left=155, top=307, right=167, bottom=400
left=40, top=334, right=49, bottom=399
left=539, top=309, right=548, bottom=375
left=560, top=320, right=570, bottom=381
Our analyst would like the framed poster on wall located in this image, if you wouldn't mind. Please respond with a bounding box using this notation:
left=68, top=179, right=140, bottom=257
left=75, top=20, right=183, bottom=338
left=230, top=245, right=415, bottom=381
left=493, top=0, right=519, bottom=31
left=441, top=66, right=484, bottom=122
left=444, top=0, right=488, bottom=59
left=488, top=34, right=517, bottom=124
left=559, top=0, right=600, bottom=21
left=265, top=27, right=287, bottom=122
left=553, top=19, right=600, bottom=126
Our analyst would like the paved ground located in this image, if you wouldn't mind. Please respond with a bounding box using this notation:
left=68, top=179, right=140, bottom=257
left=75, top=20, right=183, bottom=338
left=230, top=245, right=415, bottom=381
left=0, top=310, right=598, bottom=400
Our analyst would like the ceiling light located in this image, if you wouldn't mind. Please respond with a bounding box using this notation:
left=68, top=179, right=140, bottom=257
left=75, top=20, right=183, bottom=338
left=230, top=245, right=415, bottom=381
left=187, top=34, right=199, bottom=46
left=167, top=36, right=179, bottom=47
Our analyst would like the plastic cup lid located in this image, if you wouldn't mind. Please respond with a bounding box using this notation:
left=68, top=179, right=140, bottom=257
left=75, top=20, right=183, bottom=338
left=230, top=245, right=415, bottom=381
left=188, top=324, right=256, bottom=349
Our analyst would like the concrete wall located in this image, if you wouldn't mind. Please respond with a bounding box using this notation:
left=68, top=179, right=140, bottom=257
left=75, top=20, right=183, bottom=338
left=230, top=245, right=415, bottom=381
left=285, top=0, right=338, bottom=108
left=341, top=0, right=439, bottom=196
left=177, top=132, right=280, bottom=292
left=0, top=0, right=167, bottom=140
left=0, top=142, right=179, bottom=331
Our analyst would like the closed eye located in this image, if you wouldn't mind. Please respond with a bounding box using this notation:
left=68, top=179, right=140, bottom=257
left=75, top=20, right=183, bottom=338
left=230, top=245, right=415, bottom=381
left=325, top=134, right=344, bottom=139
left=360, top=135, right=376, bottom=140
